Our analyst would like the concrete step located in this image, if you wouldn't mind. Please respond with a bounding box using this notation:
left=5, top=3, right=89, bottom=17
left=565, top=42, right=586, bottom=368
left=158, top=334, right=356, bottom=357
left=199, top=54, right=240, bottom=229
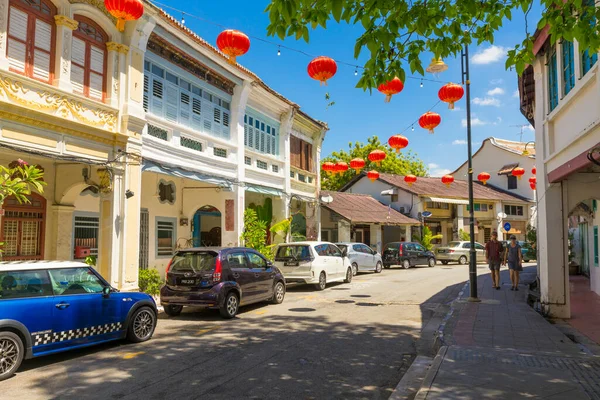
left=389, top=355, right=435, bottom=400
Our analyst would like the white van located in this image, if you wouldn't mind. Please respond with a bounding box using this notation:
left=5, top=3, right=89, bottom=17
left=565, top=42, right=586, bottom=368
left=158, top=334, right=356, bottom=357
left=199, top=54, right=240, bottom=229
left=273, top=242, right=353, bottom=290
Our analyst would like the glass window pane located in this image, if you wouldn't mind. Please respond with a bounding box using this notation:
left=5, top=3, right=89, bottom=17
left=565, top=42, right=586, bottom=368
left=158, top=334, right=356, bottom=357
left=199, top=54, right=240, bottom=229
left=152, top=64, right=164, bottom=78
left=166, top=71, right=178, bottom=84
left=227, top=252, right=248, bottom=269
left=0, top=270, right=52, bottom=299
left=49, top=267, right=104, bottom=295
left=248, top=253, right=267, bottom=268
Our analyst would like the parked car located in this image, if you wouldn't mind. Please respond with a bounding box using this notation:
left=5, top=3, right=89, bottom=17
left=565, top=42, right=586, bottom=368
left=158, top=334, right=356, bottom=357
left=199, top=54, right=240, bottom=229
left=160, top=248, right=286, bottom=319
left=273, top=242, right=354, bottom=290
left=336, top=243, right=383, bottom=275
left=435, top=241, right=486, bottom=265
left=382, top=242, right=436, bottom=269
left=0, top=261, right=157, bottom=382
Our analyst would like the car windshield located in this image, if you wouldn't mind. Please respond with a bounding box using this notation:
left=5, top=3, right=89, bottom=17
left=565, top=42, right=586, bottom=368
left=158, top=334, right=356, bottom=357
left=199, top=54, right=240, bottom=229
left=447, top=242, right=462, bottom=248
left=275, top=245, right=311, bottom=261
left=170, top=252, right=217, bottom=273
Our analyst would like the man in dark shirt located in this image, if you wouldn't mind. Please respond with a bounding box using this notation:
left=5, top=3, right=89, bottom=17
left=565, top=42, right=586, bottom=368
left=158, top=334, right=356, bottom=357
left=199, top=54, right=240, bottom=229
left=485, top=231, right=503, bottom=290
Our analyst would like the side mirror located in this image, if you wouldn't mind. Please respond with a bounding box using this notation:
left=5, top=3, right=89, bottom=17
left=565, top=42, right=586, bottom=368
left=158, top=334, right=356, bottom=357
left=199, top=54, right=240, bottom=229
left=102, top=286, right=111, bottom=298
left=266, top=261, right=274, bottom=268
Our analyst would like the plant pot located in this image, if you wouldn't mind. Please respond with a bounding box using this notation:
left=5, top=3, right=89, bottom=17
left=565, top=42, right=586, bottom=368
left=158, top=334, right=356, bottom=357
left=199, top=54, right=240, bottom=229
left=569, top=261, right=580, bottom=275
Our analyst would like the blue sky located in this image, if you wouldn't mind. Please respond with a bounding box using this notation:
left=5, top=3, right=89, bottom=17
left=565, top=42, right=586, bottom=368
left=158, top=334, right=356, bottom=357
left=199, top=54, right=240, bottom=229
left=157, top=1, right=540, bottom=176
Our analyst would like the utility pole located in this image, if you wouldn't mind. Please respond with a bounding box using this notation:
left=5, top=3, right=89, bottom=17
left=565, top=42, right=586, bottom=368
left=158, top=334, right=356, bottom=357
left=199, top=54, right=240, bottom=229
left=511, top=124, right=529, bottom=142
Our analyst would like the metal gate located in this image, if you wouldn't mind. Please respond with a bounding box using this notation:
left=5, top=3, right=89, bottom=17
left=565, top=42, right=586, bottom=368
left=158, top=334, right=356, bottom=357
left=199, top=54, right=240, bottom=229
left=73, top=214, right=99, bottom=258
left=139, top=208, right=149, bottom=270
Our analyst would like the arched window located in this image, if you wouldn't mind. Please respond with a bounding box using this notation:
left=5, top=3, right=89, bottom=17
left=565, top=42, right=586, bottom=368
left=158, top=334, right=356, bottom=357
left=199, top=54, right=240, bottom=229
left=6, top=0, right=56, bottom=83
left=71, top=16, right=107, bottom=101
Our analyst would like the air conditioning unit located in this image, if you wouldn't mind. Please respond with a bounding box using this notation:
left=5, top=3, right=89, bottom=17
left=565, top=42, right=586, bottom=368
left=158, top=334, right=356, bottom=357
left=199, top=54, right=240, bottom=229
left=399, top=207, right=406, bottom=213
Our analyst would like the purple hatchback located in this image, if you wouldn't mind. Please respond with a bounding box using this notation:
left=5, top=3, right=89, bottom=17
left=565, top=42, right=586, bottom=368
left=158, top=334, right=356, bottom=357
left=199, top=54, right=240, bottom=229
left=160, top=247, right=286, bottom=319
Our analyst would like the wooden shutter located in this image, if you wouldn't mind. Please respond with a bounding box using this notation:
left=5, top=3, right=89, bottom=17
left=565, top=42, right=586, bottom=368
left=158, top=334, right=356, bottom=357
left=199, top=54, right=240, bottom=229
left=32, top=18, right=52, bottom=81
left=7, top=6, right=28, bottom=74
left=307, top=142, right=313, bottom=172
left=88, top=45, right=105, bottom=100
left=71, top=37, right=86, bottom=94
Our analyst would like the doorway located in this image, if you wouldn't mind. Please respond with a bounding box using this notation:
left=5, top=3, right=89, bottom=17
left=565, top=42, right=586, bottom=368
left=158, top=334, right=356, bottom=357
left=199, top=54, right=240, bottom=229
left=580, top=222, right=590, bottom=277
left=192, top=205, right=222, bottom=247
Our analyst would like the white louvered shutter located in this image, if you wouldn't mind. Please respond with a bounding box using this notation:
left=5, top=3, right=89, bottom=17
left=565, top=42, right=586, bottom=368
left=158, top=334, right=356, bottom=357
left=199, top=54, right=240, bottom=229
left=71, top=37, right=86, bottom=94
left=152, top=79, right=163, bottom=114
left=247, top=125, right=254, bottom=148
left=32, top=19, right=52, bottom=81
left=88, top=45, right=105, bottom=100
left=244, top=123, right=249, bottom=146
left=192, top=96, right=202, bottom=129
left=143, top=74, right=149, bottom=111
left=165, top=83, right=178, bottom=122
left=202, top=100, right=213, bottom=134
left=7, top=6, right=28, bottom=74
left=222, top=112, right=230, bottom=138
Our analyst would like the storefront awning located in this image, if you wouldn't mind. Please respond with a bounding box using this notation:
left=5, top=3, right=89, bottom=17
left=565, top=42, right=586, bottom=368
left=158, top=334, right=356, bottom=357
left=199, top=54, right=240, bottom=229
left=426, top=196, right=469, bottom=205
left=245, top=184, right=283, bottom=197
left=142, top=160, right=234, bottom=191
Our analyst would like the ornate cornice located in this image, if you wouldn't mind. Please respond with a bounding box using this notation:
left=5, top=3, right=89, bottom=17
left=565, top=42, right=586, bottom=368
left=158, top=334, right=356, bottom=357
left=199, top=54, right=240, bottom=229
left=68, top=0, right=116, bottom=23
left=147, top=34, right=236, bottom=96
left=106, top=42, right=130, bottom=54
left=54, top=15, right=79, bottom=30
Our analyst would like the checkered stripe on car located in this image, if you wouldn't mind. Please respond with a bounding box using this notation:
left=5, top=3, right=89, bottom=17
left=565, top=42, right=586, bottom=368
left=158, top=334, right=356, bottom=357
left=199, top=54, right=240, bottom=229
left=32, top=323, right=122, bottom=346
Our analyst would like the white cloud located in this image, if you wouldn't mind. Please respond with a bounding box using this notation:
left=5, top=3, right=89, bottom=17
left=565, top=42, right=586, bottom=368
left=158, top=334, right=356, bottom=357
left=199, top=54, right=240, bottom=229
left=513, top=90, right=520, bottom=98
left=526, top=124, right=535, bottom=132
left=473, top=97, right=501, bottom=107
left=490, top=79, right=504, bottom=85
left=493, top=117, right=503, bottom=125
left=429, top=167, right=452, bottom=177
left=428, top=163, right=439, bottom=169
left=487, top=87, right=505, bottom=96
left=452, top=140, right=467, bottom=145
left=451, top=106, right=462, bottom=112
left=462, top=118, right=488, bottom=127
left=472, top=45, right=508, bottom=65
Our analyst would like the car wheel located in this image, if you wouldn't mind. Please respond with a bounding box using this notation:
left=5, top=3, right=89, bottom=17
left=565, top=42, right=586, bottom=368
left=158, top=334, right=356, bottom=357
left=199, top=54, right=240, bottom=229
left=0, top=331, right=24, bottom=382
left=402, top=259, right=411, bottom=269
left=428, top=258, right=436, bottom=268
left=375, top=262, right=383, bottom=273
left=164, top=305, right=183, bottom=317
left=271, top=281, right=285, bottom=304
left=351, top=263, right=358, bottom=276
left=127, top=306, right=156, bottom=343
left=384, top=265, right=391, bottom=269
left=220, top=292, right=239, bottom=319
left=314, top=272, right=327, bottom=291
left=344, top=267, right=353, bottom=283
left=458, top=256, right=468, bottom=265
left=441, top=261, right=449, bottom=265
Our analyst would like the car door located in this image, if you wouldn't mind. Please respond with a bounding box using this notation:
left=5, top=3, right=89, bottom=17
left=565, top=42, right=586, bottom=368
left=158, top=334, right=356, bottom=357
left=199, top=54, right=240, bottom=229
left=361, top=245, right=376, bottom=268
left=475, top=243, right=486, bottom=263
left=226, top=251, right=256, bottom=305
left=404, top=243, right=417, bottom=265
left=414, top=243, right=429, bottom=265
left=0, top=269, right=55, bottom=356
left=351, top=244, right=364, bottom=270
left=247, top=251, right=274, bottom=302
left=48, top=267, right=122, bottom=351
left=328, top=244, right=345, bottom=278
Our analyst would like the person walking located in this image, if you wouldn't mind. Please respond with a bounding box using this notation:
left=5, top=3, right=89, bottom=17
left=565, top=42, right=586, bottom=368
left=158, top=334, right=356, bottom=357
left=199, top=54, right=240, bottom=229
left=503, top=235, right=523, bottom=291
left=485, top=231, right=503, bottom=290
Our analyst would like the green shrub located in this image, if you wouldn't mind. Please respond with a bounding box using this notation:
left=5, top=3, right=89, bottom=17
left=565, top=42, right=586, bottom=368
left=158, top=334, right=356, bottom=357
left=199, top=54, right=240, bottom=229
left=139, top=268, right=163, bottom=296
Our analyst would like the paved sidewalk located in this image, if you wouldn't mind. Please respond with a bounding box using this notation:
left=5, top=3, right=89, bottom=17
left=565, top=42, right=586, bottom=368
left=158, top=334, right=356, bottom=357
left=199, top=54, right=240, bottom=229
left=416, top=266, right=600, bottom=399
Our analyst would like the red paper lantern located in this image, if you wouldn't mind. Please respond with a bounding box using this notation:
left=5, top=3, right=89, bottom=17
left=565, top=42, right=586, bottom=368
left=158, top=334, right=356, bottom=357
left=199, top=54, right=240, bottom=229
left=378, top=77, right=404, bottom=103
left=529, top=176, right=537, bottom=185
left=388, top=135, right=409, bottom=153
left=307, top=56, right=337, bottom=85
left=478, top=172, right=491, bottom=185
left=367, top=170, right=380, bottom=182
left=532, top=166, right=537, bottom=175
left=438, top=83, right=464, bottom=110
left=335, top=161, right=349, bottom=175
left=216, top=30, right=250, bottom=64
left=104, top=0, right=144, bottom=32
left=530, top=182, right=537, bottom=190
left=350, top=158, right=366, bottom=172
left=419, top=112, right=441, bottom=134
left=368, top=149, right=386, bottom=165
left=441, top=175, right=454, bottom=187
left=404, top=175, right=417, bottom=187
left=322, top=162, right=335, bottom=174
left=512, top=167, right=525, bottom=180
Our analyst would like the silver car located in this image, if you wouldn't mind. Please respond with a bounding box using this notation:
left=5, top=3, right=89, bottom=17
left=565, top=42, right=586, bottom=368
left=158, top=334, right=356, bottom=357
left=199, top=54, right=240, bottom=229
left=336, top=243, right=383, bottom=275
left=435, top=241, right=487, bottom=265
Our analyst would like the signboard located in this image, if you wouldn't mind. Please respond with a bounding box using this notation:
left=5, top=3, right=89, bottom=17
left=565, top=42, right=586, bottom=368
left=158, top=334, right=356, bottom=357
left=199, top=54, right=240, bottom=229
left=503, top=222, right=512, bottom=232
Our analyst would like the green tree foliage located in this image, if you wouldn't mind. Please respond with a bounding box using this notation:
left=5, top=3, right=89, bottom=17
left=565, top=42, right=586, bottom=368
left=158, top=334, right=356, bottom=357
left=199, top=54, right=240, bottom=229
left=413, top=226, right=443, bottom=251
left=322, top=136, right=427, bottom=191
left=138, top=268, right=163, bottom=297
left=0, top=159, right=46, bottom=206
left=458, top=229, right=471, bottom=241
left=266, top=0, right=600, bottom=80
left=242, top=209, right=274, bottom=259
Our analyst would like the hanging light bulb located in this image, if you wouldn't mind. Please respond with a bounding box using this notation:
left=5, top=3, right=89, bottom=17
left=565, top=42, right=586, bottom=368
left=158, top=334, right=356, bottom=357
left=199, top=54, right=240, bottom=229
left=354, top=67, right=358, bottom=76
left=181, top=13, right=185, bottom=25
left=420, top=79, right=423, bottom=88
left=412, top=125, right=415, bottom=132
left=277, top=46, right=281, bottom=56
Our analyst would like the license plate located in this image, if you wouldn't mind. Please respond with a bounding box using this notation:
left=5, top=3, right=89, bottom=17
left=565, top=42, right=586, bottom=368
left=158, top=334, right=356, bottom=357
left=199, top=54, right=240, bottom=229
left=284, top=261, right=299, bottom=266
left=179, top=279, right=195, bottom=285
left=438, top=250, right=446, bottom=253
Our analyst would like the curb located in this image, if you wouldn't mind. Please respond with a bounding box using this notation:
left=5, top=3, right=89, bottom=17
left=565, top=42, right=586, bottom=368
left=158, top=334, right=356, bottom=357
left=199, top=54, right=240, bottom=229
left=433, top=281, right=468, bottom=352
left=389, top=355, right=434, bottom=400
left=414, top=346, right=448, bottom=400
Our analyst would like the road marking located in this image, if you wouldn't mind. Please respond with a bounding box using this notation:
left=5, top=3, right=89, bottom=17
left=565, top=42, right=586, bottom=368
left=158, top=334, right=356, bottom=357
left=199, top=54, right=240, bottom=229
left=197, top=326, right=220, bottom=335
left=253, top=310, right=267, bottom=315
left=123, top=351, right=145, bottom=360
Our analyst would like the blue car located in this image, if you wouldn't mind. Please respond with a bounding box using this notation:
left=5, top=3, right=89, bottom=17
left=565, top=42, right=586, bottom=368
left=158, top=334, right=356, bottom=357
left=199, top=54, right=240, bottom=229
left=0, top=261, right=157, bottom=381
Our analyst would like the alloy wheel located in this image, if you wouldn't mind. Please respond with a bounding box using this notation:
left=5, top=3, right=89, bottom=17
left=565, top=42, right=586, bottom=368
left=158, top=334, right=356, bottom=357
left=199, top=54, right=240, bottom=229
left=403, top=260, right=410, bottom=269
left=227, top=295, right=238, bottom=316
left=133, top=309, right=155, bottom=340
left=376, top=262, right=382, bottom=273
left=0, top=338, right=19, bottom=375
left=319, top=273, right=326, bottom=290
left=275, top=283, right=285, bottom=303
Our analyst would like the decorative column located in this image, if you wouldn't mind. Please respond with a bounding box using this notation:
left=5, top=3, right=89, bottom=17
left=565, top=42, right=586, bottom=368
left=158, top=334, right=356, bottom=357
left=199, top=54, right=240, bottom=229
left=53, top=15, right=79, bottom=92
left=0, top=1, right=9, bottom=70
left=98, top=167, right=125, bottom=288
left=106, top=42, right=129, bottom=108
left=48, top=205, right=75, bottom=260
left=495, top=202, right=504, bottom=240
left=281, top=109, right=295, bottom=222
left=338, top=220, right=351, bottom=242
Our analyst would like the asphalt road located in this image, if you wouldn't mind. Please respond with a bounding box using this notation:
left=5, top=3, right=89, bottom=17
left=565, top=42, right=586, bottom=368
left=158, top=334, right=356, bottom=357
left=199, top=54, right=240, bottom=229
left=3, top=263, right=503, bottom=400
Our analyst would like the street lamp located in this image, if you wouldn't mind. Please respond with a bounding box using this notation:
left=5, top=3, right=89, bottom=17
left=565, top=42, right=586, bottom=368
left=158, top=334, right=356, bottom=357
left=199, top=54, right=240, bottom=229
left=431, top=46, right=479, bottom=301
left=522, top=141, right=535, bottom=156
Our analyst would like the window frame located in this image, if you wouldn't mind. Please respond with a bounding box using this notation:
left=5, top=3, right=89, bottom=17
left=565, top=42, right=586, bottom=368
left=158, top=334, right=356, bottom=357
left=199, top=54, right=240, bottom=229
left=6, top=0, right=57, bottom=83
left=582, top=0, right=598, bottom=76
left=155, top=217, right=177, bottom=258
left=48, top=266, right=106, bottom=296
left=226, top=251, right=250, bottom=269
left=71, top=15, right=108, bottom=101
left=247, top=252, right=267, bottom=269
left=507, top=175, right=518, bottom=190
left=157, top=179, right=176, bottom=205
left=547, top=45, right=559, bottom=111
left=0, top=269, right=53, bottom=300
left=562, top=41, right=575, bottom=96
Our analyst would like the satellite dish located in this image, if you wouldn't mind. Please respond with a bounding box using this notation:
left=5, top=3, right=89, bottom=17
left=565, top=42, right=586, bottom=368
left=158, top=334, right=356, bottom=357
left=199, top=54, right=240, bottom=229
left=497, top=212, right=507, bottom=219
left=320, top=195, right=334, bottom=204
left=422, top=211, right=433, bottom=218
